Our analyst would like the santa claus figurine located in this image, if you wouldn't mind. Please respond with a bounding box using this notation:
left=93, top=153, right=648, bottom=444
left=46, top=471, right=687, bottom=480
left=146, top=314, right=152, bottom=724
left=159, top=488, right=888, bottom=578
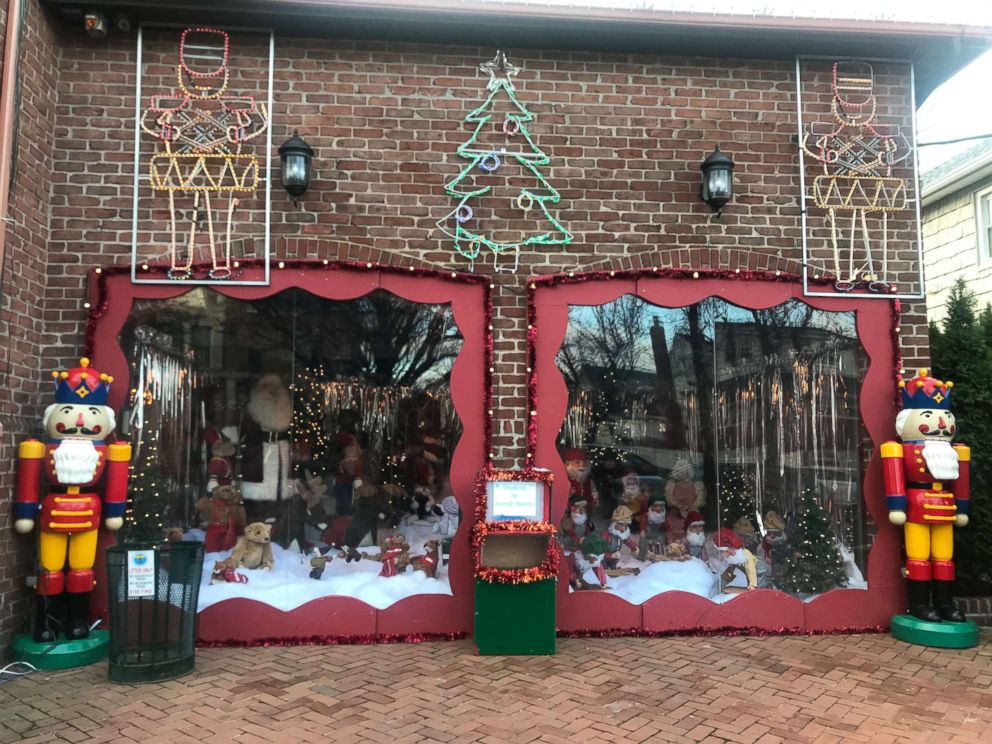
left=683, top=511, right=707, bottom=559
left=563, top=448, right=598, bottom=510
left=569, top=534, right=610, bottom=590
left=618, top=468, right=648, bottom=527
left=559, top=493, right=595, bottom=551
left=637, top=494, right=668, bottom=561
left=707, top=527, right=758, bottom=593
left=14, top=358, right=131, bottom=642
left=883, top=368, right=969, bottom=623
left=241, top=374, right=293, bottom=510
left=664, top=458, right=705, bottom=543
left=602, top=505, right=639, bottom=570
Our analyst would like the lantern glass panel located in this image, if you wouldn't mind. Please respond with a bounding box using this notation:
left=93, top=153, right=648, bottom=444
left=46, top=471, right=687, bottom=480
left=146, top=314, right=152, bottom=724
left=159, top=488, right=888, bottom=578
left=707, top=169, right=731, bottom=199
left=282, top=154, right=308, bottom=189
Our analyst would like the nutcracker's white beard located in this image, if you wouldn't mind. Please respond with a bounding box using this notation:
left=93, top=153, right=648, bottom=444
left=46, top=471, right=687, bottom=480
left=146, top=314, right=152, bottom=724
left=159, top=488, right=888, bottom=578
left=647, top=510, right=666, bottom=524
left=53, top=439, right=100, bottom=484
left=686, top=531, right=706, bottom=547
left=922, top=441, right=959, bottom=481
left=574, top=552, right=602, bottom=571
left=609, top=525, right=631, bottom=541
left=570, top=511, right=587, bottom=526
left=726, top=548, right=747, bottom=566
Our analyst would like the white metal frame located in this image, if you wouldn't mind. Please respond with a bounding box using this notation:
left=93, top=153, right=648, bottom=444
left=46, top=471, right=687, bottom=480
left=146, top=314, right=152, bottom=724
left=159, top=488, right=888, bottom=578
left=975, top=184, right=992, bottom=266
left=795, top=55, right=925, bottom=300
left=130, top=24, right=275, bottom=286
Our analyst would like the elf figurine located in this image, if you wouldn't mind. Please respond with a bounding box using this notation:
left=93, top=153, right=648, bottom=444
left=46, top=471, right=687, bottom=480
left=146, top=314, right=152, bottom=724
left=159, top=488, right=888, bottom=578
left=637, top=494, right=668, bottom=561
left=569, top=533, right=609, bottom=590
left=558, top=492, right=595, bottom=551
left=883, top=368, right=969, bottom=623
left=602, top=504, right=639, bottom=570
left=563, top=448, right=598, bottom=510
left=14, top=358, right=131, bottom=642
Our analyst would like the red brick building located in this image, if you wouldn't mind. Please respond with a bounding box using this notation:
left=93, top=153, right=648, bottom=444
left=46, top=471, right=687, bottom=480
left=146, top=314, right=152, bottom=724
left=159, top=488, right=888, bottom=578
left=1, top=1, right=989, bottom=646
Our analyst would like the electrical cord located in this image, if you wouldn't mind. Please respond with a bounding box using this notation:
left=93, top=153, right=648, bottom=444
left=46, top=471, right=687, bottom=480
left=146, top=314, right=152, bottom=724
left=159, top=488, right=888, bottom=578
left=918, top=133, right=992, bottom=147
left=0, top=661, right=37, bottom=685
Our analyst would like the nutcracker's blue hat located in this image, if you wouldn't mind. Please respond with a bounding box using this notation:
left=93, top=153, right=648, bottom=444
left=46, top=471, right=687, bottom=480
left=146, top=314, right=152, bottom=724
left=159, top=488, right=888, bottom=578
left=898, top=368, right=951, bottom=411
left=52, top=357, right=112, bottom=406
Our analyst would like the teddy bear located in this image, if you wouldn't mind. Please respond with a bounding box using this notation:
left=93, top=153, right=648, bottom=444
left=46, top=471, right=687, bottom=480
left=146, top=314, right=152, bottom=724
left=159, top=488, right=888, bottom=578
left=410, top=539, right=441, bottom=578
left=195, top=484, right=248, bottom=553
left=215, top=521, right=275, bottom=571
left=366, top=533, right=410, bottom=577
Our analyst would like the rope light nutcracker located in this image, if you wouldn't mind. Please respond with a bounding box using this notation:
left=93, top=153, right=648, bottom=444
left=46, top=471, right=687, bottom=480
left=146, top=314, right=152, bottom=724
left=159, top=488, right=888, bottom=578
left=801, top=61, right=910, bottom=293
left=140, top=27, right=269, bottom=280
left=882, top=369, right=969, bottom=624
left=14, top=359, right=131, bottom=643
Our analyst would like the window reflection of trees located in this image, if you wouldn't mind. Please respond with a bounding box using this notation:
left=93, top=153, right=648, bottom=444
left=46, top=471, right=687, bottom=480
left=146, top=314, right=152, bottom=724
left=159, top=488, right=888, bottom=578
left=556, top=294, right=871, bottom=572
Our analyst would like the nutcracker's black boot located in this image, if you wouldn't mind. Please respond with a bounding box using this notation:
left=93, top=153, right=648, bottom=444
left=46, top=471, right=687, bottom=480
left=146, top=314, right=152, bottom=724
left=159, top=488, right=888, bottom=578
left=907, top=580, right=941, bottom=622
left=33, top=594, right=61, bottom=643
left=65, top=591, right=92, bottom=641
left=933, top=581, right=966, bottom=623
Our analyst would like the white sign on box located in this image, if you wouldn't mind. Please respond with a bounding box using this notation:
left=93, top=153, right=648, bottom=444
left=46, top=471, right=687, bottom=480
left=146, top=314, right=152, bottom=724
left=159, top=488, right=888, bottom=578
left=126, top=549, right=156, bottom=598
left=487, top=480, right=543, bottom=521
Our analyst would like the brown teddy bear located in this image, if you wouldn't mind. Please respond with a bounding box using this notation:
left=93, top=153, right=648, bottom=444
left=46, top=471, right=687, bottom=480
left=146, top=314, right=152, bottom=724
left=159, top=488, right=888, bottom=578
left=215, top=521, right=275, bottom=571
left=195, top=484, right=247, bottom=553
left=365, top=533, right=410, bottom=577
left=410, top=539, right=441, bottom=578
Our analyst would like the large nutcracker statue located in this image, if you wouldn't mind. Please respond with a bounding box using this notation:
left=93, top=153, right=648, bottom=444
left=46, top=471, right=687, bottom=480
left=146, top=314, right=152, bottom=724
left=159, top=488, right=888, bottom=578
left=14, top=358, right=131, bottom=643
left=882, top=368, right=972, bottom=631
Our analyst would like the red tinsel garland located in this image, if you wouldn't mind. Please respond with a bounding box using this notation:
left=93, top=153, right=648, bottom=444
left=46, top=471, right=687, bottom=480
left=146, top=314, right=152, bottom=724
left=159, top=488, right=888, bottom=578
left=472, top=519, right=561, bottom=584
left=197, top=631, right=469, bottom=648
left=891, top=298, right=902, bottom=412
left=473, top=466, right=555, bottom=525
left=558, top=624, right=887, bottom=639
left=471, top=467, right=558, bottom=583
left=194, top=623, right=887, bottom=648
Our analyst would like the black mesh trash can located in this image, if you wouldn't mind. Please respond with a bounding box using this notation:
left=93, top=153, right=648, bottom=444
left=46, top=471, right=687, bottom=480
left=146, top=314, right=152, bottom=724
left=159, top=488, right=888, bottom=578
left=106, top=541, right=204, bottom=683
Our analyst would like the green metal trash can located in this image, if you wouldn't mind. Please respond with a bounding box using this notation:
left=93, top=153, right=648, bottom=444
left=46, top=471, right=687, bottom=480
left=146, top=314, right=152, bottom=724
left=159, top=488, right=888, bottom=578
left=106, top=541, right=204, bottom=683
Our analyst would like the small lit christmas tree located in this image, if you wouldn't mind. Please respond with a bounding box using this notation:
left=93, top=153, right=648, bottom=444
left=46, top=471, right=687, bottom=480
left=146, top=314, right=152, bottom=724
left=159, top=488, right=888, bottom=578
left=122, top=428, right=169, bottom=543
left=776, top=485, right=847, bottom=596
left=718, top=465, right=755, bottom=528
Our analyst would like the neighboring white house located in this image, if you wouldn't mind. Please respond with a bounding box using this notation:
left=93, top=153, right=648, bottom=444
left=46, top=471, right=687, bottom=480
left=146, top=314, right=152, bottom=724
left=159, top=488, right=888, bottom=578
left=921, top=139, right=992, bottom=322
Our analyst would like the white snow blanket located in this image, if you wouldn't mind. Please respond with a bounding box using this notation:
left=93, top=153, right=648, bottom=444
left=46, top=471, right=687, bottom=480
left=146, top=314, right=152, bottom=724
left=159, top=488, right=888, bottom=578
left=196, top=520, right=452, bottom=612
left=570, top=550, right=719, bottom=603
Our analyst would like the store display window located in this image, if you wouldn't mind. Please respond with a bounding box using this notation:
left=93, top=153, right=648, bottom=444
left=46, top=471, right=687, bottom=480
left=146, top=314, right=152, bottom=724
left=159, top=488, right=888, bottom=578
left=87, top=265, right=487, bottom=639
left=555, top=296, right=870, bottom=602
left=531, top=274, right=899, bottom=632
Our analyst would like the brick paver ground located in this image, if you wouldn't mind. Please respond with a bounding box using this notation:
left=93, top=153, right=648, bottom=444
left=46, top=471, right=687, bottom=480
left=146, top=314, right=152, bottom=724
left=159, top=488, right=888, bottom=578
left=2, top=631, right=991, bottom=743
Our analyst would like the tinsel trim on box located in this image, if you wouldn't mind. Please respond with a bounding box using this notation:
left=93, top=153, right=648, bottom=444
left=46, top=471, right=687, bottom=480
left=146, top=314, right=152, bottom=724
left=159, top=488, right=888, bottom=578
left=472, top=467, right=558, bottom=584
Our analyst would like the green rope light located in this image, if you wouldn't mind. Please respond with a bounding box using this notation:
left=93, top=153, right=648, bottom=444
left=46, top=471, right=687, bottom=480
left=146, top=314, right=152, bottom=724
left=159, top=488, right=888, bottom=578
left=437, top=51, right=572, bottom=263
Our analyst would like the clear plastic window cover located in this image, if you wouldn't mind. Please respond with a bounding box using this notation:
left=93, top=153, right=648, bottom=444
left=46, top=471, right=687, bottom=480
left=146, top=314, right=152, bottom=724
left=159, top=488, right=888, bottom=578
left=556, top=295, right=870, bottom=603
left=120, top=288, right=464, bottom=611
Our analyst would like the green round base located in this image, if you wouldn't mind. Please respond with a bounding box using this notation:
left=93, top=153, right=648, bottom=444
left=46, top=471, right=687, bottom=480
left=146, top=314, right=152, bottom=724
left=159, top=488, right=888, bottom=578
left=891, top=614, right=979, bottom=649
left=10, top=630, right=109, bottom=670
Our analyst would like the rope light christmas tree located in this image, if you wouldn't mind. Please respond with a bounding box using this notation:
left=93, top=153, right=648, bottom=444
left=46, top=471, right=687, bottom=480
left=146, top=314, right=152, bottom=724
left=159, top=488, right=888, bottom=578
left=437, top=51, right=572, bottom=268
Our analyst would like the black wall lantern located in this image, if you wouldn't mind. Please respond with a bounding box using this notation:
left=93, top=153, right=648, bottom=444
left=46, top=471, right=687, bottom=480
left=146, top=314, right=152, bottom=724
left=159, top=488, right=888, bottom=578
left=279, top=131, right=314, bottom=205
left=700, top=145, right=734, bottom=216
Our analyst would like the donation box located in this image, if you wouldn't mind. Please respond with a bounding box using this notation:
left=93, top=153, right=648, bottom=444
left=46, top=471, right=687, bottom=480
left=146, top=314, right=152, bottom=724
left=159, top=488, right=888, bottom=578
left=473, top=469, right=558, bottom=655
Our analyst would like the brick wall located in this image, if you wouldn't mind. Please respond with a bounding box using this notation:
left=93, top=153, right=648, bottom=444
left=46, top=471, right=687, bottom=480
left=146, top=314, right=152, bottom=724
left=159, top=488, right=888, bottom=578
left=2, top=26, right=932, bottom=639
left=0, top=0, right=61, bottom=648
